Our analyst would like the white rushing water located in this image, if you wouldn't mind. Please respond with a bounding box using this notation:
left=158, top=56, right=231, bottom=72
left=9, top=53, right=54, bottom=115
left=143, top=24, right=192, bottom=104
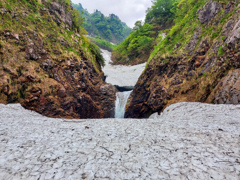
left=101, top=49, right=145, bottom=118
left=115, top=91, right=132, bottom=118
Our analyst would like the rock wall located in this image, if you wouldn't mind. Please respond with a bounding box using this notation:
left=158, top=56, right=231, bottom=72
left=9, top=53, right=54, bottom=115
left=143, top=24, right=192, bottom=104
left=0, top=0, right=116, bottom=118
left=125, top=0, right=240, bottom=118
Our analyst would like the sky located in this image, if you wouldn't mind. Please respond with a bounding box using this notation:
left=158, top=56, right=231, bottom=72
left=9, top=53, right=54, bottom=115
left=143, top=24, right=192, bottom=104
left=71, top=0, right=153, bottom=28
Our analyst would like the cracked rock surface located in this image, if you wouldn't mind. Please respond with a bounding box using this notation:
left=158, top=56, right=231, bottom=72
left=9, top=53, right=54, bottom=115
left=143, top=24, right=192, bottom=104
left=0, top=102, right=240, bottom=179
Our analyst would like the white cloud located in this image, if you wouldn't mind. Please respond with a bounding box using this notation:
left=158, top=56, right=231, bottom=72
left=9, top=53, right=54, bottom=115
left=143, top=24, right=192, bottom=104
left=71, top=0, right=152, bottom=28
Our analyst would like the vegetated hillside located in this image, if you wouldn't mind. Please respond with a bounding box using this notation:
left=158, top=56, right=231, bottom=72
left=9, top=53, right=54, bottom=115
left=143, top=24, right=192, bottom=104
left=112, top=0, right=179, bottom=65
left=72, top=3, right=132, bottom=45
left=0, top=0, right=116, bottom=118
left=125, top=0, right=240, bottom=118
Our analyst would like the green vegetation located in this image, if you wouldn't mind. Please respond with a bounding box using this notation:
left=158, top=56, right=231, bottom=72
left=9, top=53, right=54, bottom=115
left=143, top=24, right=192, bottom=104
left=112, top=22, right=155, bottom=64
left=72, top=3, right=132, bottom=44
left=89, top=43, right=105, bottom=67
left=217, top=46, right=225, bottom=57
left=112, top=0, right=180, bottom=65
left=148, top=0, right=236, bottom=65
left=89, top=36, right=117, bottom=52
left=0, top=0, right=105, bottom=70
left=112, top=0, right=237, bottom=66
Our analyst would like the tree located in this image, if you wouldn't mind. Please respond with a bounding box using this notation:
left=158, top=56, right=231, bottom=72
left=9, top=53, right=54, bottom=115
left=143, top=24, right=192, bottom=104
left=133, top=21, right=143, bottom=31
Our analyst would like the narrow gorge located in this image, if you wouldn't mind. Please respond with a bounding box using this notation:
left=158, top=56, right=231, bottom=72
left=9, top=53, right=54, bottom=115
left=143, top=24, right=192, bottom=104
left=101, top=49, right=145, bottom=118
left=0, top=0, right=240, bottom=179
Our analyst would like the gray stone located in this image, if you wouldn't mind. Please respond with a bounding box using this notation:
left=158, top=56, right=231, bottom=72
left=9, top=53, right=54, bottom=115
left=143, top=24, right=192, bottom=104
left=225, top=19, right=240, bottom=47
left=198, top=0, right=221, bottom=24
left=41, top=59, right=53, bottom=71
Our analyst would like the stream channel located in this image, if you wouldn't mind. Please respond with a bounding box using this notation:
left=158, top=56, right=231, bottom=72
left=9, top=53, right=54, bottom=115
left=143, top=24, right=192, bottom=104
left=101, top=49, right=146, bottom=118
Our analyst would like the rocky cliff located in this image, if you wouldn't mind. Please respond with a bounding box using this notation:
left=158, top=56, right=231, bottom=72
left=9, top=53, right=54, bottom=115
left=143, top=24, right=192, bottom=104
left=126, top=0, right=240, bottom=118
left=0, top=0, right=116, bottom=118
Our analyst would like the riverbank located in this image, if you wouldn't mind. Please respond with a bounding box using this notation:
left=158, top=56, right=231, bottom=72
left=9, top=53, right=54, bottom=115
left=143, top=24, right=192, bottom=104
left=1, top=102, right=240, bottom=179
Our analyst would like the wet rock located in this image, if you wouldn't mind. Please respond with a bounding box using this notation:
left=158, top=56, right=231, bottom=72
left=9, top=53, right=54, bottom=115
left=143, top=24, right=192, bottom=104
left=197, top=0, right=221, bottom=24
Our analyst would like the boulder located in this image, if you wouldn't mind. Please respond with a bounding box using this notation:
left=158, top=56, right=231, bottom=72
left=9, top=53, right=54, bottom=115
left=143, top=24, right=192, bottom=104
left=197, top=0, right=221, bottom=24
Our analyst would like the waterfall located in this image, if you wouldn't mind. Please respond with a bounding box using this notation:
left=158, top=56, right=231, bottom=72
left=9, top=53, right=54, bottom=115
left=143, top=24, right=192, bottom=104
left=115, top=91, right=132, bottom=118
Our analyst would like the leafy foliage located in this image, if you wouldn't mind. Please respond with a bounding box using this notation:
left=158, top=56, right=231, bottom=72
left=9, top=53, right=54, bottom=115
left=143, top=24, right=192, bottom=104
left=89, top=36, right=117, bottom=52
left=145, top=0, right=178, bottom=28
left=112, top=0, right=180, bottom=65
left=72, top=3, right=132, bottom=44
left=89, top=43, right=105, bottom=67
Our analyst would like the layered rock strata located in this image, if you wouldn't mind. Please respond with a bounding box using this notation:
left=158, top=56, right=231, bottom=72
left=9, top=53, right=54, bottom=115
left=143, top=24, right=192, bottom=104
left=126, top=0, right=240, bottom=118
left=0, top=0, right=116, bottom=118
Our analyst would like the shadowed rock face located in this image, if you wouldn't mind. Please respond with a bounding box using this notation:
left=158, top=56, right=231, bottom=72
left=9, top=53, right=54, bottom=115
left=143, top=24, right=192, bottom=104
left=125, top=0, right=240, bottom=118
left=0, top=0, right=116, bottom=119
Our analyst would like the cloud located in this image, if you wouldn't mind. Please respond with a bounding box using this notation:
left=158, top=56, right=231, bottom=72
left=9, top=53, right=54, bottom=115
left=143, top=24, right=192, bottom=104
left=71, top=0, right=152, bottom=28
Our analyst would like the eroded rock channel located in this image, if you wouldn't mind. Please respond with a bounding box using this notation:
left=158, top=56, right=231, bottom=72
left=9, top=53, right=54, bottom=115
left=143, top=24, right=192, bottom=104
left=101, top=49, right=146, bottom=118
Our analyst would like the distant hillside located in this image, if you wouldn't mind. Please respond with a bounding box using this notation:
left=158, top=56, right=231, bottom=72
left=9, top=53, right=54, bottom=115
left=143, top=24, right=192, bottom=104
left=112, top=0, right=178, bottom=65
left=72, top=3, right=132, bottom=44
